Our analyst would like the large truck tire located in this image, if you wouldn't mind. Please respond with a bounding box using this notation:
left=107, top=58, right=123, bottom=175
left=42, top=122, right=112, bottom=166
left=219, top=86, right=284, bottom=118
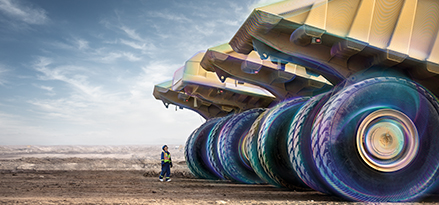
left=185, top=127, right=202, bottom=178
left=287, top=93, right=331, bottom=194
left=206, top=115, right=234, bottom=180
left=258, top=97, right=310, bottom=190
left=185, top=118, right=222, bottom=180
left=245, top=110, right=281, bottom=187
left=312, top=77, right=439, bottom=202
left=218, top=108, right=266, bottom=184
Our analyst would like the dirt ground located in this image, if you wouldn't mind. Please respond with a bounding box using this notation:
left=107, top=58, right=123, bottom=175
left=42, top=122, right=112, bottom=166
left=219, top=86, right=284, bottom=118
left=1, top=146, right=439, bottom=204
left=0, top=169, right=329, bottom=205
left=1, top=169, right=439, bottom=205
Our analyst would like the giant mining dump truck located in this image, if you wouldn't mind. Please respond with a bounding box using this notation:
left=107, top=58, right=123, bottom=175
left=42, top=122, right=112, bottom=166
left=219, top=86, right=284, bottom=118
left=153, top=0, right=439, bottom=202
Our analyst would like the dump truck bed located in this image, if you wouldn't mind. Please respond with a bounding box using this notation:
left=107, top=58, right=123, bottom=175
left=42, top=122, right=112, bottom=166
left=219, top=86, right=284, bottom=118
left=154, top=52, right=276, bottom=119
left=201, top=43, right=332, bottom=99
left=153, top=80, right=230, bottom=119
left=230, top=0, right=439, bottom=96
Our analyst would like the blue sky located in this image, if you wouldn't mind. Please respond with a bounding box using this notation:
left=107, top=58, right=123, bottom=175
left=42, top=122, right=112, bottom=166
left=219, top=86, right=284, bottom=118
left=0, top=0, right=282, bottom=145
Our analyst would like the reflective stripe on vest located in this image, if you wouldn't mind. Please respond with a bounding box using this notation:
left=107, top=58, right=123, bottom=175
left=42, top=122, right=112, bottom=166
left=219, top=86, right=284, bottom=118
left=162, top=151, right=171, bottom=163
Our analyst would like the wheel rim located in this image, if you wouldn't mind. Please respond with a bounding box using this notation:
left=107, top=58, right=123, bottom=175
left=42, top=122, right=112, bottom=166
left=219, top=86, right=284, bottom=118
left=356, top=109, right=419, bottom=172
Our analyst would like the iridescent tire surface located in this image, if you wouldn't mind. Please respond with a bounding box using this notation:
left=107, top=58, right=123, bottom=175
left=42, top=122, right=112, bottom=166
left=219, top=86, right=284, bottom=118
left=246, top=110, right=281, bottom=187
left=218, top=108, right=266, bottom=184
left=258, top=97, right=310, bottom=190
left=206, top=115, right=234, bottom=180
left=185, top=118, right=222, bottom=180
left=185, top=127, right=202, bottom=178
left=287, top=93, right=331, bottom=193
left=312, top=77, right=439, bottom=202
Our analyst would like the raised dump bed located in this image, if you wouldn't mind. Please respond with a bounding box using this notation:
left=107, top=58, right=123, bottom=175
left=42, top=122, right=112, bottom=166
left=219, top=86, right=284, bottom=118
left=201, top=43, right=332, bottom=99
left=230, top=0, right=439, bottom=96
left=153, top=80, right=230, bottom=119
left=154, top=52, right=276, bottom=117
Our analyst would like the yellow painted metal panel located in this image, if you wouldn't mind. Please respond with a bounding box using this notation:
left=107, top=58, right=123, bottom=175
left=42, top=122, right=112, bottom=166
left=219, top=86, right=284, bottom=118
left=369, top=0, right=404, bottom=49
left=304, top=0, right=328, bottom=30
left=173, top=51, right=276, bottom=98
left=348, top=0, right=376, bottom=42
left=326, top=0, right=361, bottom=37
left=283, top=8, right=310, bottom=24
left=409, top=0, right=439, bottom=60
left=387, top=0, right=417, bottom=55
left=209, top=43, right=234, bottom=54
left=427, top=24, right=439, bottom=65
left=257, top=0, right=315, bottom=16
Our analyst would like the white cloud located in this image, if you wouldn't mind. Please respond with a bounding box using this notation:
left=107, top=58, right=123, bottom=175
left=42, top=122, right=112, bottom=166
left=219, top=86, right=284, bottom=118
left=46, top=37, right=143, bottom=64
left=217, top=19, right=240, bottom=26
left=33, top=57, right=103, bottom=98
left=0, top=64, right=8, bottom=85
left=47, top=37, right=90, bottom=51
left=39, top=85, right=53, bottom=92
left=120, top=39, right=157, bottom=52
left=123, top=52, right=142, bottom=61
left=148, top=11, right=192, bottom=23
left=252, top=0, right=286, bottom=8
left=120, top=39, right=144, bottom=50
left=103, top=39, right=118, bottom=44
left=76, top=38, right=89, bottom=50
left=100, top=18, right=157, bottom=56
left=48, top=38, right=144, bottom=64
left=49, top=41, right=75, bottom=50
left=33, top=84, right=55, bottom=96
left=0, top=0, right=48, bottom=25
left=100, top=52, right=141, bottom=62
left=140, top=60, right=181, bottom=85
left=227, top=1, right=246, bottom=15
left=28, top=96, right=93, bottom=122
left=26, top=57, right=202, bottom=145
left=120, top=25, right=144, bottom=42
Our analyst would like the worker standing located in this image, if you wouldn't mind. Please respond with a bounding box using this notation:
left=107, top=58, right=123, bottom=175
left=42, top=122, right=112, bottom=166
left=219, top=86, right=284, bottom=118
left=159, top=145, right=172, bottom=182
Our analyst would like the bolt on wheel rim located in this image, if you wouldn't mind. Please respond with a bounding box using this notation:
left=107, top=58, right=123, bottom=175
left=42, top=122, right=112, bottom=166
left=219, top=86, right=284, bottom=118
left=356, top=109, right=419, bottom=172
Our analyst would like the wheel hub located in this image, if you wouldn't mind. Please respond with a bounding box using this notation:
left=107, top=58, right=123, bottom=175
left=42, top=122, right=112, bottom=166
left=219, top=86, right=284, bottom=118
left=356, top=109, right=419, bottom=172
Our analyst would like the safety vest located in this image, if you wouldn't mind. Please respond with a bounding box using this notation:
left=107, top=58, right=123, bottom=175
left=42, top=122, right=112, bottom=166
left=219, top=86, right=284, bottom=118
left=162, top=151, right=171, bottom=163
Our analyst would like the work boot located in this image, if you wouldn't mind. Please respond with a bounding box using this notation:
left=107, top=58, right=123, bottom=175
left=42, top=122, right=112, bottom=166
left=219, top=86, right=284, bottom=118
left=166, top=178, right=171, bottom=182
left=159, top=178, right=163, bottom=182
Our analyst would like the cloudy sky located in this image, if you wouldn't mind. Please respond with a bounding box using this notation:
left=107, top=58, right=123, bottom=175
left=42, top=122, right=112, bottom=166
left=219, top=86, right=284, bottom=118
left=0, top=0, right=283, bottom=145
